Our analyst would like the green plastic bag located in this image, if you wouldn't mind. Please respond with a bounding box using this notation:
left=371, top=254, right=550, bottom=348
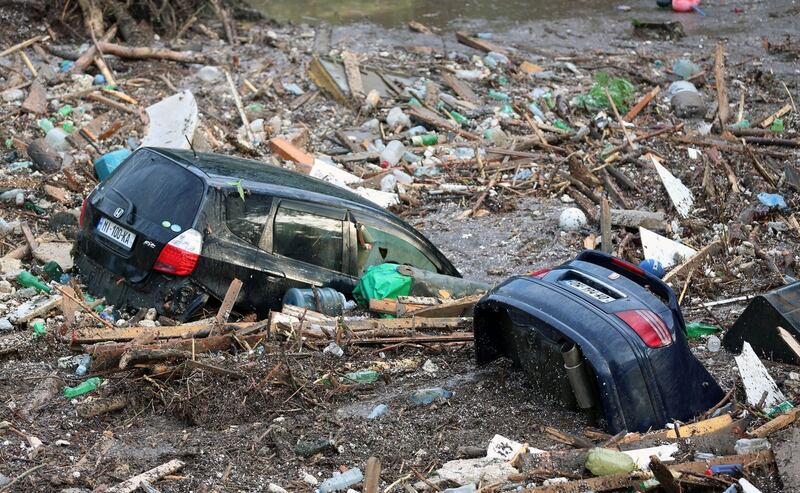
left=352, top=264, right=412, bottom=306
left=686, top=322, right=722, bottom=339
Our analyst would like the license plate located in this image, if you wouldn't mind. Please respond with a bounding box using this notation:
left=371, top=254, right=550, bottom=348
left=97, top=217, right=136, bottom=249
left=563, top=279, right=616, bottom=304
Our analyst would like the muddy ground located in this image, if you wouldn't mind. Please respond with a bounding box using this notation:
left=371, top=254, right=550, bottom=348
left=1, top=0, right=800, bottom=492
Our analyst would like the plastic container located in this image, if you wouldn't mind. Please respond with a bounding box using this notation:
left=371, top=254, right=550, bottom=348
left=585, top=448, right=637, bottom=476
left=368, top=404, right=389, bottom=419
left=317, top=468, right=363, bottom=493
left=37, top=118, right=54, bottom=134
left=706, top=335, right=721, bottom=352
left=734, top=438, right=770, bottom=455
left=31, top=319, right=46, bottom=337
left=488, top=89, right=509, bottom=101
left=94, top=148, right=133, bottom=181
left=63, top=377, right=102, bottom=398
left=43, top=261, right=64, bottom=282
left=379, top=140, right=405, bottom=168
left=45, top=128, right=71, bottom=152
left=672, top=59, right=701, bottom=79
left=282, top=287, right=348, bottom=316
left=380, top=174, right=397, bottom=192
left=672, top=0, right=701, bottom=13
left=17, top=271, right=51, bottom=294
left=409, top=387, right=453, bottom=405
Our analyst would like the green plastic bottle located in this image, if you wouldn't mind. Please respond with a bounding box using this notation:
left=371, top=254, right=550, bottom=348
left=31, top=320, right=46, bottom=337
left=64, top=377, right=102, bottom=398
left=57, top=104, right=73, bottom=117
left=488, top=89, right=510, bottom=101
left=553, top=119, right=574, bottom=132
left=411, top=134, right=438, bottom=146
left=771, top=118, right=784, bottom=133
left=17, top=271, right=51, bottom=294
left=342, top=369, right=380, bottom=384
left=449, top=111, right=467, bottom=125
left=43, top=261, right=64, bottom=282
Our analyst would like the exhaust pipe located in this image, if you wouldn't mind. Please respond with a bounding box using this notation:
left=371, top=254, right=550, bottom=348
left=561, top=343, right=598, bottom=410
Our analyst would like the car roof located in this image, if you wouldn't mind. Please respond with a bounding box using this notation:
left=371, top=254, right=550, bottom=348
left=147, top=147, right=382, bottom=210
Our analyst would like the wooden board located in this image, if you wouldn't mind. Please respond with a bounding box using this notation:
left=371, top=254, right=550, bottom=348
left=441, top=72, right=478, bottom=103
left=215, top=278, right=243, bottom=324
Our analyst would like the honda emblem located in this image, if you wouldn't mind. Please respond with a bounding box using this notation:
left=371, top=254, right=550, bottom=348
left=113, top=208, right=124, bottom=218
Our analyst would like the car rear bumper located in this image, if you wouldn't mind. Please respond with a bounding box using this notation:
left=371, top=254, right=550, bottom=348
left=75, top=252, right=208, bottom=321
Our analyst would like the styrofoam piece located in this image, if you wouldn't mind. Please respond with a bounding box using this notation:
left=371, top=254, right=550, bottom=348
left=140, top=90, right=198, bottom=149
left=651, top=156, right=694, bottom=217
left=639, top=227, right=698, bottom=268
left=622, top=443, right=679, bottom=470
left=735, top=342, right=787, bottom=409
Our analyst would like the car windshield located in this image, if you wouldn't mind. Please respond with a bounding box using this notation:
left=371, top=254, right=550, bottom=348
left=104, top=150, right=205, bottom=229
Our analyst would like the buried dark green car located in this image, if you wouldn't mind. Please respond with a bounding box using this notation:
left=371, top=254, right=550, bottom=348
left=76, top=147, right=458, bottom=320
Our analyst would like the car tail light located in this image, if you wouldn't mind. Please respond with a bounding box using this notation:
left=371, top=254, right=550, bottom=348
left=528, top=268, right=552, bottom=279
left=79, top=197, right=88, bottom=227
left=153, top=229, right=203, bottom=276
left=610, top=257, right=646, bottom=277
left=616, top=309, right=673, bottom=348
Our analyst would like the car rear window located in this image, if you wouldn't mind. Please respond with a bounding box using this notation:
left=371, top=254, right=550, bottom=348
left=105, top=151, right=204, bottom=228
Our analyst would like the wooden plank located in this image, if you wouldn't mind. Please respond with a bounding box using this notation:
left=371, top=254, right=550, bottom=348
left=71, top=322, right=254, bottom=343
left=715, top=42, right=730, bottom=127
left=455, top=31, right=510, bottom=55
left=348, top=332, right=473, bottom=345
left=623, top=86, right=660, bottom=121
left=346, top=316, right=471, bottom=332
left=20, top=223, right=38, bottom=253
left=363, top=457, right=381, bottom=493
left=409, top=295, right=483, bottom=318
left=215, top=278, right=243, bottom=324
left=60, top=286, right=80, bottom=326
left=749, top=408, right=799, bottom=438
left=441, top=72, right=478, bottom=103
left=0, top=35, right=49, bottom=58
left=663, top=240, right=722, bottom=283
left=342, top=51, right=365, bottom=100
left=600, top=196, right=612, bottom=254
left=735, top=342, right=787, bottom=408
left=760, top=103, right=792, bottom=129
left=776, top=326, right=800, bottom=364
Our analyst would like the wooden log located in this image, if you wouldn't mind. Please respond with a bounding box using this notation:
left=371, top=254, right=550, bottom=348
left=623, top=86, right=660, bottom=121
left=106, top=459, right=185, bottom=493
left=649, top=455, right=680, bottom=493
left=600, top=196, right=612, bottom=254
left=96, top=42, right=206, bottom=64
left=455, top=31, right=510, bottom=55
left=76, top=394, right=128, bottom=418
left=441, top=72, right=478, bottom=103
left=119, top=348, right=193, bottom=369
left=68, top=27, right=117, bottom=74
left=71, top=322, right=253, bottom=344
left=0, top=35, right=50, bottom=59
left=348, top=332, right=473, bottom=345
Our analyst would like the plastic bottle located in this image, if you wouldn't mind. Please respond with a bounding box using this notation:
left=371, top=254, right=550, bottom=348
left=672, top=59, right=701, bottom=79
left=668, top=81, right=705, bottom=119
left=368, top=404, right=389, bottom=419
left=282, top=287, right=348, bottom=316
left=411, top=134, right=438, bottom=146
left=17, top=271, right=52, bottom=294
left=380, top=174, right=397, bottom=192
left=585, top=448, right=636, bottom=476
left=37, top=118, right=54, bottom=134
left=449, top=111, right=468, bottom=125
left=485, top=51, right=509, bottom=66
left=45, top=128, right=71, bottom=152
left=488, top=89, right=510, bottom=101
left=75, top=354, right=92, bottom=377
left=43, top=261, right=64, bottom=282
left=63, top=377, right=102, bottom=398
left=342, top=369, right=380, bottom=385
left=734, top=438, right=770, bottom=455
left=454, top=69, right=483, bottom=81
left=386, top=107, right=411, bottom=129
left=31, top=319, right=46, bottom=337
left=379, top=140, right=405, bottom=168
left=527, top=102, right=547, bottom=121
left=706, top=335, right=721, bottom=352
left=323, top=342, right=344, bottom=358
left=409, top=387, right=453, bottom=405
left=317, top=468, right=363, bottom=493
left=771, top=118, right=784, bottom=133
left=196, top=65, right=222, bottom=82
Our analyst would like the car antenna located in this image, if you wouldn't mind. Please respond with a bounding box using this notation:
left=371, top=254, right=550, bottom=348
left=184, top=134, right=198, bottom=159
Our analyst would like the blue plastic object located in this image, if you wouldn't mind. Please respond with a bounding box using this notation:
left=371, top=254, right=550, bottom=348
left=757, top=192, right=788, bottom=211
left=368, top=404, right=389, bottom=419
left=94, top=74, right=106, bottom=85
left=707, top=464, right=742, bottom=476
left=94, top=149, right=132, bottom=181
left=475, top=250, right=724, bottom=433
left=639, top=259, right=666, bottom=279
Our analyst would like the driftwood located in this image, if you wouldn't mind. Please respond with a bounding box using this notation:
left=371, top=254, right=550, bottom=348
left=76, top=394, right=128, bottom=418
left=119, top=348, right=193, bottom=369
left=106, top=459, right=185, bottom=493
left=96, top=42, right=206, bottom=64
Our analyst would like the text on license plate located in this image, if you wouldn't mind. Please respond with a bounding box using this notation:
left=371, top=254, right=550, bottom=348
left=563, top=279, right=616, bottom=304
left=97, top=217, right=136, bottom=249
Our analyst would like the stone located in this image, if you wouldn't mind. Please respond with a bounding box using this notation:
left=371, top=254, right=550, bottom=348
left=44, top=184, right=69, bottom=203
left=27, top=138, right=62, bottom=174
left=0, top=258, right=23, bottom=275
left=21, top=81, right=48, bottom=114
left=32, top=242, right=73, bottom=271
left=436, top=457, right=518, bottom=485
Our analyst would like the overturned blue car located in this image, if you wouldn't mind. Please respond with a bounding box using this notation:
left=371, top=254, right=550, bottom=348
left=474, top=250, right=724, bottom=433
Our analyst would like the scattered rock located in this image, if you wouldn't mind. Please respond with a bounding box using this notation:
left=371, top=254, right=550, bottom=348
left=436, top=457, right=518, bottom=485
left=21, top=81, right=48, bottom=114
left=32, top=242, right=74, bottom=271
left=27, top=138, right=62, bottom=174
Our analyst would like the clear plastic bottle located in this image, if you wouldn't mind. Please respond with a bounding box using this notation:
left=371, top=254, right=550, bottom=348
left=409, top=387, right=453, bottom=405
left=45, top=128, right=71, bottom=152
left=734, top=438, right=771, bottom=455
left=368, top=404, right=389, bottom=419
left=317, top=468, right=363, bottom=493
left=379, top=141, right=405, bottom=168
left=75, top=354, right=92, bottom=377
left=386, top=107, right=411, bottom=129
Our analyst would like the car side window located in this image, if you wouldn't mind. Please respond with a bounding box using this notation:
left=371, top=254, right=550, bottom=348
left=273, top=206, right=343, bottom=271
left=357, top=225, right=437, bottom=274
left=226, top=193, right=273, bottom=248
